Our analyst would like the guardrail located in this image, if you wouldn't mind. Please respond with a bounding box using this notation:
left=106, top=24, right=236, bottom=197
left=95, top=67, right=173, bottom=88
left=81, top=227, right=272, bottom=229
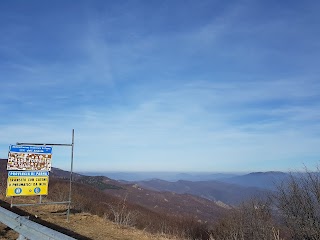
left=0, top=206, right=75, bottom=240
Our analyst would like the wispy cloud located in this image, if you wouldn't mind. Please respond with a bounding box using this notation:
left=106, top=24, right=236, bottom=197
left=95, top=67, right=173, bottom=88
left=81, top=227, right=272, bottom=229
left=2, top=75, right=318, bottom=172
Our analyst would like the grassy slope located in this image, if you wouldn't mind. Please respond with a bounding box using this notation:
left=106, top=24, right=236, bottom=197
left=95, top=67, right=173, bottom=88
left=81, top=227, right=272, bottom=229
left=0, top=198, right=178, bottom=240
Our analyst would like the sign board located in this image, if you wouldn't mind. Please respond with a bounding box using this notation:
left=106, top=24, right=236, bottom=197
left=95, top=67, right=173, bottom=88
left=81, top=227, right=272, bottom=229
left=7, top=145, right=52, bottom=171
left=6, top=171, right=49, bottom=197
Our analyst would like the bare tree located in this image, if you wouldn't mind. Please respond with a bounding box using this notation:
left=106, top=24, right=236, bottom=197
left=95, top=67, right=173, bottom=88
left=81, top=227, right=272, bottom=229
left=106, top=194, right=139, bottom=226
left=211, top=198, right=283, bottom=240
left=275, top=169, right=320, bottom=240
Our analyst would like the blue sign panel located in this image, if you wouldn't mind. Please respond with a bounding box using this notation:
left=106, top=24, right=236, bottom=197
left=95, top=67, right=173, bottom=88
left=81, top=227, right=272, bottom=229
left=7, top=145, right=52, bottom=171
left=8, top=171, right=49, bottom=177
left=9, top=145, right=52, bottom=154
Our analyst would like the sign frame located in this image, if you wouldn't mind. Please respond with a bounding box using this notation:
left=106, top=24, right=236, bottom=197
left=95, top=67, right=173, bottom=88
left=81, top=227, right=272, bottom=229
left=7, top=129, right=75, bottom=222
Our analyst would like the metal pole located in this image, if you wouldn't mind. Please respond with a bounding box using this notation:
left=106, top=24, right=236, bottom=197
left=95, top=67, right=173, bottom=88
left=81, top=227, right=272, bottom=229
left=67, top=129, right=74, bottom=222
left=11, top=201, right=70, bottom=207
left=16, top=143, right=72, bottom=146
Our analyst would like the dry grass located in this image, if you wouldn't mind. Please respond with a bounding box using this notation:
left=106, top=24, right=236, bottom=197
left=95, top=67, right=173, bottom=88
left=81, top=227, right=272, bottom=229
left=0, top=196, right=180, bottom=240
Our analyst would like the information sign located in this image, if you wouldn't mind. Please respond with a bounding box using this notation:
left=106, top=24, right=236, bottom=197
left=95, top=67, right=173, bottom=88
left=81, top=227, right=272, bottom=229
left=7, top=145, right=52, bottom=171
left=6, top=171, right=49, bottom=197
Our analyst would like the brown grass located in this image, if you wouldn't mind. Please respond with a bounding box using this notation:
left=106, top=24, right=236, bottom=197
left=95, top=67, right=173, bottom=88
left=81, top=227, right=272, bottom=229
left=48, top=179, right=211, bottom=239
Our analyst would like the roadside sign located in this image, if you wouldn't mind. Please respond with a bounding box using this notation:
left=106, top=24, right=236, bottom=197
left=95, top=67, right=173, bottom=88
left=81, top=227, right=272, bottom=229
left=7, top=145, right=52, bottom=171
left=5, top=130, right=73, bottom=221
left=6, top=171, right=49, bottom=197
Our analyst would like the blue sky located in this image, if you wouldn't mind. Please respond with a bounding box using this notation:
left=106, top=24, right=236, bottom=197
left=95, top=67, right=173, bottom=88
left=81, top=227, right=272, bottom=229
left=0, top=1, right=319, bottom=172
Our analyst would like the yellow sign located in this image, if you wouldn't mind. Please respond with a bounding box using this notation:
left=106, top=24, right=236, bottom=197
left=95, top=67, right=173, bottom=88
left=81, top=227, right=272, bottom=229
left=6, top=174, right=49, bottom=197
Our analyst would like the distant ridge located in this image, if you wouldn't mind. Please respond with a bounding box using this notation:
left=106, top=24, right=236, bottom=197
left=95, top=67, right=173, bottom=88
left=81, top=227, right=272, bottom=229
left=247, top=171, right=286, bottom=175
left=220, top=171, right=289, bottom=190
left=136, top=178, right=270, bottom=206
left=81, top=171, right=239, bottom=181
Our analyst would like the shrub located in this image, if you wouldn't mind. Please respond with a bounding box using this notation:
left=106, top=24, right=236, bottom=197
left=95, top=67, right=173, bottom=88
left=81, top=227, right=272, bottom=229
left=210, top=198, right=283, bottom=240
left=275, top=170, right=320, bottom=240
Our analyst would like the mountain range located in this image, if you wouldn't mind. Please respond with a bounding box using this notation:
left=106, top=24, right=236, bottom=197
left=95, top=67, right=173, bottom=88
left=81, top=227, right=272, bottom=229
left=135, top=179, right=270, bottom=206
left=219, top=171, right=289, bottom=190
left=79, top=171, right=239, bottom=182
left=81, top=170, right=290, bottom=191
left=0, top=158, right=290, bottom=224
